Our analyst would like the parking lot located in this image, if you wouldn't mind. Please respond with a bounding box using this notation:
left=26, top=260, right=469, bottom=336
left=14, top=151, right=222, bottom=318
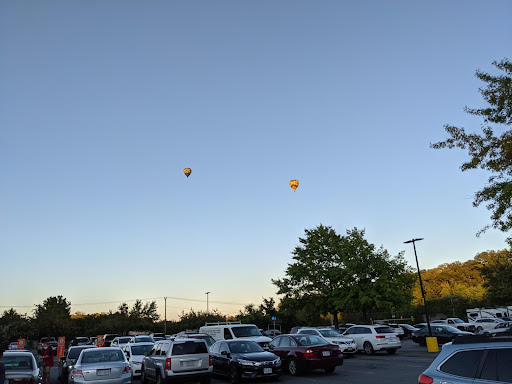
left=47, top=339, right=437, bottom=384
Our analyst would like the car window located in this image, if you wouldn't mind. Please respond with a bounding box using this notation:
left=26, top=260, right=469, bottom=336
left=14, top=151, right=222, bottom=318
left=0, top=355, right=34, bottom=370
left=172, top=341, right=207, bottom=355
left=231, top=326, right=262, bottom=338
left=364, top=328, right=372, bottom=334
left=219, top=342, right=229, bottom=354
left=268, top=338, right=280, bottom=348
left=374, top=327, right=394, bottom=334
left=439, top=350, right=484, bottom=378
left=298, top=329, right=316, bottom=335
left=296, top=335, right=326, bottom=346
left=131, top=345, right=153, bottom=356
left=224, top=328, right=233, bottom=340
left=160, top=343, right=170, bottom=356
left=228, top=341, right=263, bottom=354
left=210, top=342, right=220, bottom=354
left=479, top=348, right=512, bottom=382
left=82, top=350, right=124, bottom=363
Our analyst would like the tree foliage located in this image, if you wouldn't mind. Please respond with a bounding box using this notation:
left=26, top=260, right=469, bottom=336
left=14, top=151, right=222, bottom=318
left=475, top=249, right=512, bottom=304
left=432, top=59, right=512, bottom=237
left=33, top=296, right=71, bottom=338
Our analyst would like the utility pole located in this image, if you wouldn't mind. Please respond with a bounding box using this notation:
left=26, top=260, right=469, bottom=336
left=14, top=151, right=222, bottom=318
left=404, top=238, right=432, bottom=338
left=164, top=297, right=167, bottom=335
left=205, top=292, right=211, bottom=316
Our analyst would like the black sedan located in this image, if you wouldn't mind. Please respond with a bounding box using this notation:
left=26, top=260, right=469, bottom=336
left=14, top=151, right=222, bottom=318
left=58, top=345, right=96, bottom=383
left=411, top=325, right=473, bottom=346
left=210, top=340, right=282, bottom=383
left=398, top=324, right=419, bottom=338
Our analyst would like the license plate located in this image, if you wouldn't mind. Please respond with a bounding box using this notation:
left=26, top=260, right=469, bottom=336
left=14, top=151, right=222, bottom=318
left=184, top=360, right=195, bottom=367
left=97, top=369, right=111, bottom=376
left=263, top=368, right=272, bottom=374
left=322, top=351, right=330, bottom=356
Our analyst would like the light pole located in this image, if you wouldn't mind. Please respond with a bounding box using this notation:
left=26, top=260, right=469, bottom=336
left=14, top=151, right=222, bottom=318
left=164, top=297, right=167, bottom=335
left=404, top=238, right=432, bottom=338
left=205, top=292, right=211, bottom=316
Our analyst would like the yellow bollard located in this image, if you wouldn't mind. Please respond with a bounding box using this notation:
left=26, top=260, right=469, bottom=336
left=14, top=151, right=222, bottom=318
left=426, top=337, right=439, bottom=352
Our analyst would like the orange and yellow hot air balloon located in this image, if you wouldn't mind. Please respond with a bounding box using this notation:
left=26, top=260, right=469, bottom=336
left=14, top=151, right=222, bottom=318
left=183, top=168, right=192, bottom=178
left=289, top=180, right=299, bottom=191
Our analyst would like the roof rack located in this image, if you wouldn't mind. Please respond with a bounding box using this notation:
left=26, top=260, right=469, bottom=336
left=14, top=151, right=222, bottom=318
left=452, top=334, right=512, bottom=344
left=204, top=321, right=242, bottom=326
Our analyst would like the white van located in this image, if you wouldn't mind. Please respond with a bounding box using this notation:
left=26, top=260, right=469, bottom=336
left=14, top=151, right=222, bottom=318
left=199, top=321, right=272, bottom=348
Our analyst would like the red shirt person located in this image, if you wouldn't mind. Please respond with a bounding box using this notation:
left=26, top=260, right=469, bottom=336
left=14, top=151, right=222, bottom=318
left=42, top=343, right=54, bottom=384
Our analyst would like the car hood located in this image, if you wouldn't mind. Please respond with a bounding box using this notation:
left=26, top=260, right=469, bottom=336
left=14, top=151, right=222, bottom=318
left=235, top=352, right=278, bottom=362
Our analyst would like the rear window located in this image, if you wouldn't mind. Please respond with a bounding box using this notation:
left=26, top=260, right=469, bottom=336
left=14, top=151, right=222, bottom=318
left=440, top=350, right=483, bottom=378
left=171, top=341, right=208, bottom=356
left=0, top=355, right=34, bottom=370
left=131, top=345, right=153, bottom=356
left=82, top=350, right=124, bottom=363
left=104, top=335, right=119, bottom=341
left=295, top=335, right=327, bottom=346
left=375, top=327, right=394, bottom=334
left=68, top=347, right=92, bottom=359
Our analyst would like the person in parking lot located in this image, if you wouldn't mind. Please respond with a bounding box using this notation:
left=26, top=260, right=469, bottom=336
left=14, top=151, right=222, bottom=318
left=0, top=348, right=6, bottom=384
left=42, top=342, right=54, bottom=384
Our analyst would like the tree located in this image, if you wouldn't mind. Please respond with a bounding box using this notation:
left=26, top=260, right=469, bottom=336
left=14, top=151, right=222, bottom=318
left=33, top=296, right=71, bottom=338
left=475, top=249, right=512, bottom=304
left=272, top=225, right=415, bottom=326
left=432, top=59, right=512, bottom=238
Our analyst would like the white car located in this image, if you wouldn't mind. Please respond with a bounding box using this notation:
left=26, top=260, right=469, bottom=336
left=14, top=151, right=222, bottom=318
left=342, top=325, right=401, bottom=355
left=8, top=342, right=18, bottom=350
left=473, top=318, right=505, bottom=331
left=121, top=342, right=154, bottom=377
left=296, top=327, right=357, bottom=354
left=111, top=336, right=133, bottom=348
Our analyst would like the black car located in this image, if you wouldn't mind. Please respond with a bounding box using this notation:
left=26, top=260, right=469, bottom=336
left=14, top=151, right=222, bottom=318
left=398, top=324, right=419, bottom=338
left=412, top=325, right=473, bottom=346
left=210, top=339, right=282, bottom=383
left=58, top=345, right=96, bottom=383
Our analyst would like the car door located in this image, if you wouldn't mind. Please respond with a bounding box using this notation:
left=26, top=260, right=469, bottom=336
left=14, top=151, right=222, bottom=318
left=147, top=343, right=162, bottom=379
left=217, top=342, right=231, bottom=376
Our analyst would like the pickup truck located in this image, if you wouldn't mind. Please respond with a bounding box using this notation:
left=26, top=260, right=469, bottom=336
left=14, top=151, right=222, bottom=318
left=37, top=337, right=58, bottom=355
left=430, top=318, right=476, bottom=332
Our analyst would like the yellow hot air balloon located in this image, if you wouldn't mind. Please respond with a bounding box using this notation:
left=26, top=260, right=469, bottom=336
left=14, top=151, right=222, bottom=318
left=289, top=180, right=299, bottom=191
left=183, top=168, right=192, bottom=178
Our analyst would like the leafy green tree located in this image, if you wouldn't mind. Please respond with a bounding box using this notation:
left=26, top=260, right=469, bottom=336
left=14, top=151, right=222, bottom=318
left=0, top=309, right=34, bottom=348
left=432, top=59, right=512, bottom=238
left=476, top=249, right=512, bottom=304
left=33, top=296, right=71, bottom=338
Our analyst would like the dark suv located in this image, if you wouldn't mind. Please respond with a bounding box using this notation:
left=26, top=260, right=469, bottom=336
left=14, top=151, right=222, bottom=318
left=419, top=335, right=512, bottom=384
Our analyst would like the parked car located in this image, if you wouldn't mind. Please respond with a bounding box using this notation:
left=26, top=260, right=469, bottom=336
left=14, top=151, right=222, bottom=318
left=262, top=329, right=281, bottom=337
left=174, top=332, right=216, bottom=347
left=267, top=334, right=343, bottom=375
left=58, top=345, right=97, bottom=384
left=130, top=335, right=154, bottom=344
left=473, top=318, right=506, bottom=332
left=210, top=339, right=281, bottom=383
left=68, top=337, right=90, bottom=347
left=412, top=325, right=473, bottom=346
left=386, top=324, right=405, bottom=339
left=480, top=321, right=512, bottom=336
left=8, top=342, right=19, bottom=350
left=295, top=327, right=357, bottom=355
left=342, top=325, right=401, bottom=355
left=111, top=337, right=132, bottom=348
left=141, top=338, right=212, bottom=384
left=199, top=322, right=272, bottom=349
left=418, top=335, right=512, bottom=384
left=149, top=333, right=166, bottom=341
left=1, top=350, right=42, bottom=384
left=68, top=347, right=131, bottom=384
left=338, top=323, right=357, bottom=333
left=430, top=318, right=476, bottom=332
left=101, top=334, right=120, bottom=347
left=121, top=342, right=154, bottom=377
left=398, top=324, right=420, bottom=338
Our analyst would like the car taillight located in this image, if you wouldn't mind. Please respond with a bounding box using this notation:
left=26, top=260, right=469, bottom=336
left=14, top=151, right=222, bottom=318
left=165, top=358, right=172, bottom=370
left=418, top=374, right=433, bottom=384
left=124, top=366, right=131, bottom=373
left=73, top=370, right=83, bottom=378
left=304, top=349, right=315, bottom=357
left=209, top=355, right=212, bottom=366
left=376, top=336, right=385, bottom=339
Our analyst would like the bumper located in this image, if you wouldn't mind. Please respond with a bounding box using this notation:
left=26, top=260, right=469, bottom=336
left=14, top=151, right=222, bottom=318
left=300, top=356, right=343, bottom=371
left=239, top=366, right=282, bottom=379
left=70, top=375, right=131, bottom=384
left=162, top=372, right=212, bottom=383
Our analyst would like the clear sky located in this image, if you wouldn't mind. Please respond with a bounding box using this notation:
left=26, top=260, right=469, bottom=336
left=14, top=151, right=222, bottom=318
left=1, top=0, right=511, bottom=321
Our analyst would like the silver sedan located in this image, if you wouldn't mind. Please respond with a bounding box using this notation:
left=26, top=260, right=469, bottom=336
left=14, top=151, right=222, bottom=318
left=69, top=347, right=131, bottom=384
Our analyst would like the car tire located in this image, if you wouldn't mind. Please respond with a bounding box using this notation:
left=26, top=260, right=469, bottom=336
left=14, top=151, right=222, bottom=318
left=418, top=337, right=426, bottom=347
left=477, top=326, right=483, bottom=332
left=141, top=367, right=148, bottom=384
left=386, top=349, right=397, bottom=355
left=229, top=365, right=240, bottom=384
left=155, top=372, right=162, bottom=384
left=287, top=358, right=301, bottom=376
left=324, top=366, right=336, bottom=374
left=363, top=342, right=375, bottom=355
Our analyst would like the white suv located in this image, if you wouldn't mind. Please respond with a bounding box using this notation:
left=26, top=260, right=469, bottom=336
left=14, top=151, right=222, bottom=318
left=342, top=325, right=401, bottom=355
left=473, top=318, right=506, bottom=331
left=296, top=327, right=357, bottom=354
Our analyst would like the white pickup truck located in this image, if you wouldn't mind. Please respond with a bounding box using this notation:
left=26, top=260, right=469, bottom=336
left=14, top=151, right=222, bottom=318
left=430, top=318, right=476, bottom=332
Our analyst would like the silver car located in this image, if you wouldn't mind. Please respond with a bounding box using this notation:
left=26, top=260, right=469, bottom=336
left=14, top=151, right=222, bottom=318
left=1, top=350, right=42, bottom=384
left=69, top=347, right=131, bottom=384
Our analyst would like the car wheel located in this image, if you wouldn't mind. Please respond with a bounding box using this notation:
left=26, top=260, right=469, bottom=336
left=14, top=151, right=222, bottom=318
left=229, top=365, right=240, bottom=384
left=324, top=366, right=336, bottom=374
left=386, top=349, right=397, bottom=355
left=287, top=358, right=301, bottom=376
left=141, top=368, right=148, bottom=384
left=363, top=342, right=375, bottom=355
left=418, top=337, right=426, bottom=347
left=477, top=326, right=483, bottom=332
left=155, top=372, right=162, bottom=384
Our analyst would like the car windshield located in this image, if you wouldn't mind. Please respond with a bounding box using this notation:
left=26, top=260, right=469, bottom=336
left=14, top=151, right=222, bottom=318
left=131, top=345, right=153, bottom=355
left=68, top=347, right=92, bottom=359
left=295, top=335, right=327, bottom=346
left=118, top=338, right=131, bottom=343
left=231, top=326, right=262, bottom=338
left=0, top=355, right=34, bottom=370
left=451, top=318, right=464, bottom=323
left=228, top=341, right=264, bottom=354
left=319, top=329, right=342, bottom=337
left=104, top=335, right=118, bottom=341
left=82, top=350, right=124, bottom=363
left=134, top=336, right=153, bottom=343
left=375, top=327, right=395, bottom=334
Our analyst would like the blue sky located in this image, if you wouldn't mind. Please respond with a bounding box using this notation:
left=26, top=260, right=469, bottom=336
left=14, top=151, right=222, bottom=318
left=1, top=0, right=511, bottom=320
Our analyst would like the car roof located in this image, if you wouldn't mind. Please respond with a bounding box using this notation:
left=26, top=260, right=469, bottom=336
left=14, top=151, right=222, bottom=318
left=4, top=350, right=33, bottom=355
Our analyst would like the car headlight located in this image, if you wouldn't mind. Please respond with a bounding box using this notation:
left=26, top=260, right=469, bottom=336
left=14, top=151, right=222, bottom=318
left=238, top=359, right=256, bottom=366
left=274, top=359, right=281, bottom=367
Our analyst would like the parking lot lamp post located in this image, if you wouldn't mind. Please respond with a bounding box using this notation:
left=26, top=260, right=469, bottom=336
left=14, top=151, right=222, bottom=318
left=164, top=297, right=167, bottom=335
left=205, top=292, right=211, bottom=316
left=404, top=238, right=432, bottom=338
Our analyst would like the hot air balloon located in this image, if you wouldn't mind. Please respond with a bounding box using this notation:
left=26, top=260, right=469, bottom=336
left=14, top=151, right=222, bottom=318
left=183, top=168, right=192, bottom=178
left=289, top=180, right=299, bottom=191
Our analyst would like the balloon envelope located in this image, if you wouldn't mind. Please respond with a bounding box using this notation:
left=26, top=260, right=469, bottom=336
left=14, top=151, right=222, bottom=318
left=289, top=180, right=299, bottom=191
left=183, top=168, right=192, bottom=178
